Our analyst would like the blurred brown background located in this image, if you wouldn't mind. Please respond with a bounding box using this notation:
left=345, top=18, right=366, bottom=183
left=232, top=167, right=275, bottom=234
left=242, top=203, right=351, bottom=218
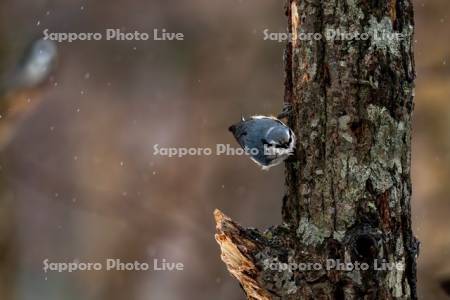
left=0, top=0, right=448, bottom=299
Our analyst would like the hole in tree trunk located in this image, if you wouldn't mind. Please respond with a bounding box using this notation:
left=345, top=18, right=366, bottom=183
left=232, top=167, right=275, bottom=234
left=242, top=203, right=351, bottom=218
left=334, top=283, right=345, bottom=300
left=350, top=233, right=379, bottom=262
left=441, top=279, right=450, bottom=296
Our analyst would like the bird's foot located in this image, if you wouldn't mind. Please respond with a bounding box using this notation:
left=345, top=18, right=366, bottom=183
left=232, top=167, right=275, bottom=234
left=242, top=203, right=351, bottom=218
left=277, top=103, right=292, bottom=119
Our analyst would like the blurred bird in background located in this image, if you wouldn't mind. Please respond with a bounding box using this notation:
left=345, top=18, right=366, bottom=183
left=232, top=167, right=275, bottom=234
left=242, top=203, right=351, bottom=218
left=0, top=38, right=57, bottom=148
left=0, top=37, right=57, bottom=300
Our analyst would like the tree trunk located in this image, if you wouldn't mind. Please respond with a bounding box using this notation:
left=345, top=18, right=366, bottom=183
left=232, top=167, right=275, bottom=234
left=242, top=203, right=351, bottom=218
left=214, top=0, right=418, bottom=299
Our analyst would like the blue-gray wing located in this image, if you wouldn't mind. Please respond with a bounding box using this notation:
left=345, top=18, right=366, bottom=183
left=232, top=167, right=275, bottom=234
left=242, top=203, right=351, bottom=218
left=229, top=117, right=282, bottom=166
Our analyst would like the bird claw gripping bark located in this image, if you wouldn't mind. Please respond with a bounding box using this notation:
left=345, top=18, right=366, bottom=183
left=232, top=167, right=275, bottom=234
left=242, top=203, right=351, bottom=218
left=277, top=103, right=292, bottom=119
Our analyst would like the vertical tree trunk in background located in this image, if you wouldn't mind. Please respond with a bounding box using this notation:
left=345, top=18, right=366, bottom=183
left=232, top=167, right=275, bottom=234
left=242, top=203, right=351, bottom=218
left=215, top=0, right=418, bottom=299
left=0, top=31, right=56, bottom=299
left=0, top=28, right=16, bottom=300
left=0, top=179, right=16, bottom=300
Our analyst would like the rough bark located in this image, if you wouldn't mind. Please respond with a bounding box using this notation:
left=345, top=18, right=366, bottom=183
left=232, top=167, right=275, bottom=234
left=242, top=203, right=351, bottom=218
left=215, top=0, right=418, bottom=299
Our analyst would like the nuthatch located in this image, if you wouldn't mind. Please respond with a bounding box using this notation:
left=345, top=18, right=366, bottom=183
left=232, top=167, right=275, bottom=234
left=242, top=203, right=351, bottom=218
left=0, top=38, right=57, bottom=148
left=229, top=115, right=295, bottom=170
left=7, top=38, right=58, bottom=91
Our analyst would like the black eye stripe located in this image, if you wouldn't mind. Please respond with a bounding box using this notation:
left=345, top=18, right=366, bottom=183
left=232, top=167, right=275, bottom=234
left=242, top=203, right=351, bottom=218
left=275, top=143, right=289, bottom=149
left=261, top=138, right=273, bottom=146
